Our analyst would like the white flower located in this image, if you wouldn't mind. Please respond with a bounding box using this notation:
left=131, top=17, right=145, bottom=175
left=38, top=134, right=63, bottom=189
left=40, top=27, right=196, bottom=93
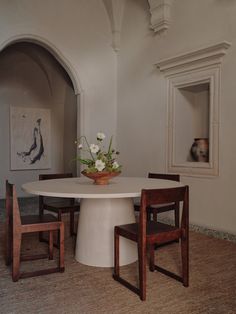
left=90, top=144, right=99, bottom=154
left=78, top=144, right=83, bottom=149
left=95, top=159, right=105, bottom=171
left=112, top=161, right=119, bottom=169
left=97, top=132, right=106, bottom=141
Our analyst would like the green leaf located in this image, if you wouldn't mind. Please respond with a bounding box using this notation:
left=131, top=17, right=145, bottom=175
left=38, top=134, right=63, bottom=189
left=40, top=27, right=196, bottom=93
left=77, top=158, right=94, bottom=166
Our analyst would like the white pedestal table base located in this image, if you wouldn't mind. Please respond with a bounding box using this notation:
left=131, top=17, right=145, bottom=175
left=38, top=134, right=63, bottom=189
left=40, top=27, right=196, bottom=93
left=75, top=198, right=137, bottom=267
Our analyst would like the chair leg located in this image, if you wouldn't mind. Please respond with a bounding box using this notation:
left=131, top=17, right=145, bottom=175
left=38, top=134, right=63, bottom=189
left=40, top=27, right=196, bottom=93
left=6, top=221, right=12, bottom=266
left=57, top=211, right=62, bottom=247
left=113, top=230, right=142, bottom=299
left=12, top=233, right=22, bottom=282
left=173, top=208, right=180, bottom=243
left=181, top=233, right=189, bottom=287
left=39, top=208, right=44, bottom=242
left=149, top=244, right=155, bottom=272
left=175, top=207, right=180, bottom=228
left=138, top=242, right=146, bottom=301
left=152, top=209, right=157, bottom=222
left=59, top=223, right=65, bottom=272
left=49, top=231, right=54, bottom=260
left=70, top=210, right=75, bottom=236
left=147, top=210, right=151, bottom=221
left=114, top=228, right=120, bottom=277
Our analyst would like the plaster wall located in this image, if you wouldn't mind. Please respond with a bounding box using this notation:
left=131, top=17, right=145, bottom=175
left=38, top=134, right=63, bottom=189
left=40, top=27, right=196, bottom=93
left=0, top=0, right=117, bottom=196
left=0, top=43, right=76, bottom=197
left=117, top=0, right=236, bottom=234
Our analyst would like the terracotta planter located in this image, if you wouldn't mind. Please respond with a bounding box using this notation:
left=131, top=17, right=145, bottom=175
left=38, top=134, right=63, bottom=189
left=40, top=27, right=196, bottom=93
left=190, top=138, right=209, bottom=162
left=81, top=170, right=121, bottom=185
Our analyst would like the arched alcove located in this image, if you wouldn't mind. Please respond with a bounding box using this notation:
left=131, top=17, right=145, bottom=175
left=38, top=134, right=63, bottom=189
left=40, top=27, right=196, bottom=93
left=0, top=40, right=80, bottom=197
left=0, top=35, right=83, bottom=94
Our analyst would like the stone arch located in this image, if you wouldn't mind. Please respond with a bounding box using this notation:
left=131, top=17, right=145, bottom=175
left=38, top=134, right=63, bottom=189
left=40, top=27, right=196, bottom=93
left=0, top=34, right=85, bottom=175
left=0, top=34, right=83, bottom=95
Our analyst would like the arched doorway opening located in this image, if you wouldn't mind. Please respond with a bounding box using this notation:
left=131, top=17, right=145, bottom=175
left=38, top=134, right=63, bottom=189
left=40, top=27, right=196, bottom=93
left=0, top=41, right=80, bottom=197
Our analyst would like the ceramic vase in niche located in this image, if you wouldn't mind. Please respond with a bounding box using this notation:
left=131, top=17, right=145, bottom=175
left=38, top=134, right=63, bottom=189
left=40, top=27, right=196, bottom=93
left=190, top=138, right=209, bottom=162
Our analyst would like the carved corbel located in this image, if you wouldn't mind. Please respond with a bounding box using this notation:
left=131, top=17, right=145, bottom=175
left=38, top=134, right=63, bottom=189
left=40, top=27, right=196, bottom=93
left=148, top=0, right=174, bottom=34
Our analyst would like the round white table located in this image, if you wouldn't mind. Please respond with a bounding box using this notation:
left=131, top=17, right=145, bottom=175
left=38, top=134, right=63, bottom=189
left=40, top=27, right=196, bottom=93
left=22, top=176, right=183, bottom=267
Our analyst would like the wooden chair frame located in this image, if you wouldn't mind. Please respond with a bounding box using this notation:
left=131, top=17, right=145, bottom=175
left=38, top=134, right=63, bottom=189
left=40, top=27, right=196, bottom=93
left=5, top=180, right=65, bottom=282
left=113, top=186, right=189, bottom=301
left=147, top=173, right=180, bottom=227
left=39, top=173, right=80, bottom=246
left=134, top=173, right=180, bottom=227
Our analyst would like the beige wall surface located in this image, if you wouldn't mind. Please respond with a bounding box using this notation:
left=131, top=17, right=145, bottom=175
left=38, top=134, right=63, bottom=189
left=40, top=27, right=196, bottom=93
left=117, top=0, right=236, bottom=234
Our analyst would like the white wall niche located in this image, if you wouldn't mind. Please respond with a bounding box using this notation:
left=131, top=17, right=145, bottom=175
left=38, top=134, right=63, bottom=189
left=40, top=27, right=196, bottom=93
left=156, top=42, right=231, bottom=176
left=175, top=80, right=210, bottom=165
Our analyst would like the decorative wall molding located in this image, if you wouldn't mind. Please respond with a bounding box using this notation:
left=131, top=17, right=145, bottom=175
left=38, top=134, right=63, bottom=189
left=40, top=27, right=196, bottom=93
left=148, top=0, right=174, bottom=34
left=156, top=41, right=231, bottom=177
left=156, top=41, right=231, bottom=75
left=103, top=0, right=126, bottom=52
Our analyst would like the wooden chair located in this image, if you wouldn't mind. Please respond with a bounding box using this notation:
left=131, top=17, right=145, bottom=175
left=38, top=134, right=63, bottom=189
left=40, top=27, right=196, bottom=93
left=113, top=186, right=189, bottom=301
left=5, top=180, right=65, bottom=282
left=39, top=173, right=80, bottom=245
left=134, top=173, right=180, bottom=227
left=148, top=173, right=180, bottom=226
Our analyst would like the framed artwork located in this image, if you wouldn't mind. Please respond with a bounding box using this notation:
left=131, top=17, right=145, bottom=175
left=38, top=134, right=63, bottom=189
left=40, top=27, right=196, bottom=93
left=10, top=106, right=51, bottom=170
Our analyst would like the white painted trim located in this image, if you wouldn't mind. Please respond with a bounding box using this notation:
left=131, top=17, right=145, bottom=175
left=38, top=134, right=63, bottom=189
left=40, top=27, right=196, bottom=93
left=76, top=92, right=85, bottom=176
left=156, top=42, right=231, bottom=177
left=156, top=41, right=231, bottom=74
left=167, top=67, right=220, bottom=176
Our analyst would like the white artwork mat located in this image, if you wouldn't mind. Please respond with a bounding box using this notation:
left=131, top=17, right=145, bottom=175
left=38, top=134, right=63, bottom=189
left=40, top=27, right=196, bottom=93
left=10, top=106, right=51, bottom=170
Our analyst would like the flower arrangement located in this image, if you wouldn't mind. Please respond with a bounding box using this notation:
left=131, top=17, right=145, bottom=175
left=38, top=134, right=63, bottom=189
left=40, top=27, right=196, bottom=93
left=75, top=132, right=121, bottom=174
